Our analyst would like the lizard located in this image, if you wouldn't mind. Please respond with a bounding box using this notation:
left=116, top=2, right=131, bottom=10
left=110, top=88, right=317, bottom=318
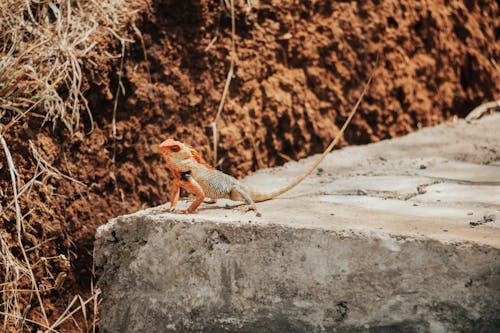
left=158, top=70, right=375, bottom=214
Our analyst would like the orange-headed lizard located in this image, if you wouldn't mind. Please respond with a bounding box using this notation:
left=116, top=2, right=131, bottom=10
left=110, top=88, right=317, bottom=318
left=158, top=73, right=374, bottom=214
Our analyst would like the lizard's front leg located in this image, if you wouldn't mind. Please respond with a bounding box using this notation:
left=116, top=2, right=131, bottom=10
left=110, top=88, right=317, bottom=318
left=168, top=178, right=181, bottom=212
left=179, top=172, right=205, bottom=213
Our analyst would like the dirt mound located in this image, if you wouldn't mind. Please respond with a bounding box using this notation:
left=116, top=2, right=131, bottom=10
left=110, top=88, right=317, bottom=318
left=1, top=0, right=499, bottom=330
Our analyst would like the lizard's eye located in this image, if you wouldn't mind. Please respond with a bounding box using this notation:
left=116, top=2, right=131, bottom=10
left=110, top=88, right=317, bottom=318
left=170, top=145, right=180, bottom=152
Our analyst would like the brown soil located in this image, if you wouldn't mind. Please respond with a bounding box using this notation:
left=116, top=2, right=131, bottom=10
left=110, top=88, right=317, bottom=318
left=1, top=0, right=499, bottom=331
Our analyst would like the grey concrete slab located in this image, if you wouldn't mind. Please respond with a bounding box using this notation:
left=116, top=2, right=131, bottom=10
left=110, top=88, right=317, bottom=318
left=95, top=114, right=500, bottom=332
left=416, top=160, right=500, bottom=184
left=411, top=183, right=500, bottom=206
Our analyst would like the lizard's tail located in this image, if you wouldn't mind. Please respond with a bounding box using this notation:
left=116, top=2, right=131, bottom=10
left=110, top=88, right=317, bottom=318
left=249, top=58, right=377, bottom=203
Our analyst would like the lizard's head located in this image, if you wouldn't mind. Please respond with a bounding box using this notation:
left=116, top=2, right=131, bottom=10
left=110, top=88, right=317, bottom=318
left=158, top=138, right=212, bottom=169
left=158, top=139, right=189, bottom=157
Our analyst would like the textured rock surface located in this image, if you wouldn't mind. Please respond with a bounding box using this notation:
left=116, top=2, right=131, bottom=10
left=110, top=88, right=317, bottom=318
left=95, top=115, right=500, bottom=332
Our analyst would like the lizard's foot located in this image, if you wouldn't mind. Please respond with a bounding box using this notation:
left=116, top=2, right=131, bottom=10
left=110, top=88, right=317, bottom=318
left=234, top=204, right=258, bottom=213
left=155, top=207, right=196, bottom=214
left=204, top=198, right=217, bottom=204
left=153, top=206, right=175, bottom=213
left=176, top=209, right=197, bottom=214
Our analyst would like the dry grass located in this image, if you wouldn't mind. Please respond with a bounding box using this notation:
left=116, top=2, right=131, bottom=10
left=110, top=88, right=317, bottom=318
left=0, top=0, right=142, bottom=331
left=0, top=0, right=137, bottom=132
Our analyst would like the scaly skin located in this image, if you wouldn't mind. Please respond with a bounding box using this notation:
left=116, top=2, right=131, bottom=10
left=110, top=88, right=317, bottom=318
left=159, top=139, right=256, bottom=213
left=158, top=64, right=376, bottom=213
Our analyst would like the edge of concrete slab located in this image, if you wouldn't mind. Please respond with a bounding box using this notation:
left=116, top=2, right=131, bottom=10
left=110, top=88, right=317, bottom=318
left=95, top=211, right=500, bottom=332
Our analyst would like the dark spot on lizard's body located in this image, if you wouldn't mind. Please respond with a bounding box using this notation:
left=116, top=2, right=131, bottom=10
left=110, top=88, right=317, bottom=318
left=181, top=170, right=191, bottom=181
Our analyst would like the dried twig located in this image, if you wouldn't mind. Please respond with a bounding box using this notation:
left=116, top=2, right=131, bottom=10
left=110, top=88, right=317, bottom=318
left=211, top=0, right=237, bottom=166
left=29, top=140, right=86, bottom=187
left=48, top=289, right=100, bottom=332
left=0, top=312, right=55, bottom=332
left=0, top=132, right=49, bottom=327
left=111, top=39, right=127, bottom=170
left=465, top=99, right=500, bottom=120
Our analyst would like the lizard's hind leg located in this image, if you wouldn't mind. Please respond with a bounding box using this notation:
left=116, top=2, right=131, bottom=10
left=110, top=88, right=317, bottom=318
left=230, top=186, right=257, bottom=212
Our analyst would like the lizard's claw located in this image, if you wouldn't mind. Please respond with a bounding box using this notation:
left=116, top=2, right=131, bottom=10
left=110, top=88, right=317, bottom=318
left=159, top=208, right=195, bottom=214
left=235, top=204, right=257, bottom=213
left=153, top=205, right=178, bottom=213
left=235, top=204, right=261, bottom=217
left=177, top=209, right=197, bottom=214
left=153, top=206, right=172, bottom=213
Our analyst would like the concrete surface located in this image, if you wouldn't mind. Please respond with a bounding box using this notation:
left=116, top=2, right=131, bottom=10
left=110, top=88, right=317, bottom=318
left=95, top=114, right=500, bottom=332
